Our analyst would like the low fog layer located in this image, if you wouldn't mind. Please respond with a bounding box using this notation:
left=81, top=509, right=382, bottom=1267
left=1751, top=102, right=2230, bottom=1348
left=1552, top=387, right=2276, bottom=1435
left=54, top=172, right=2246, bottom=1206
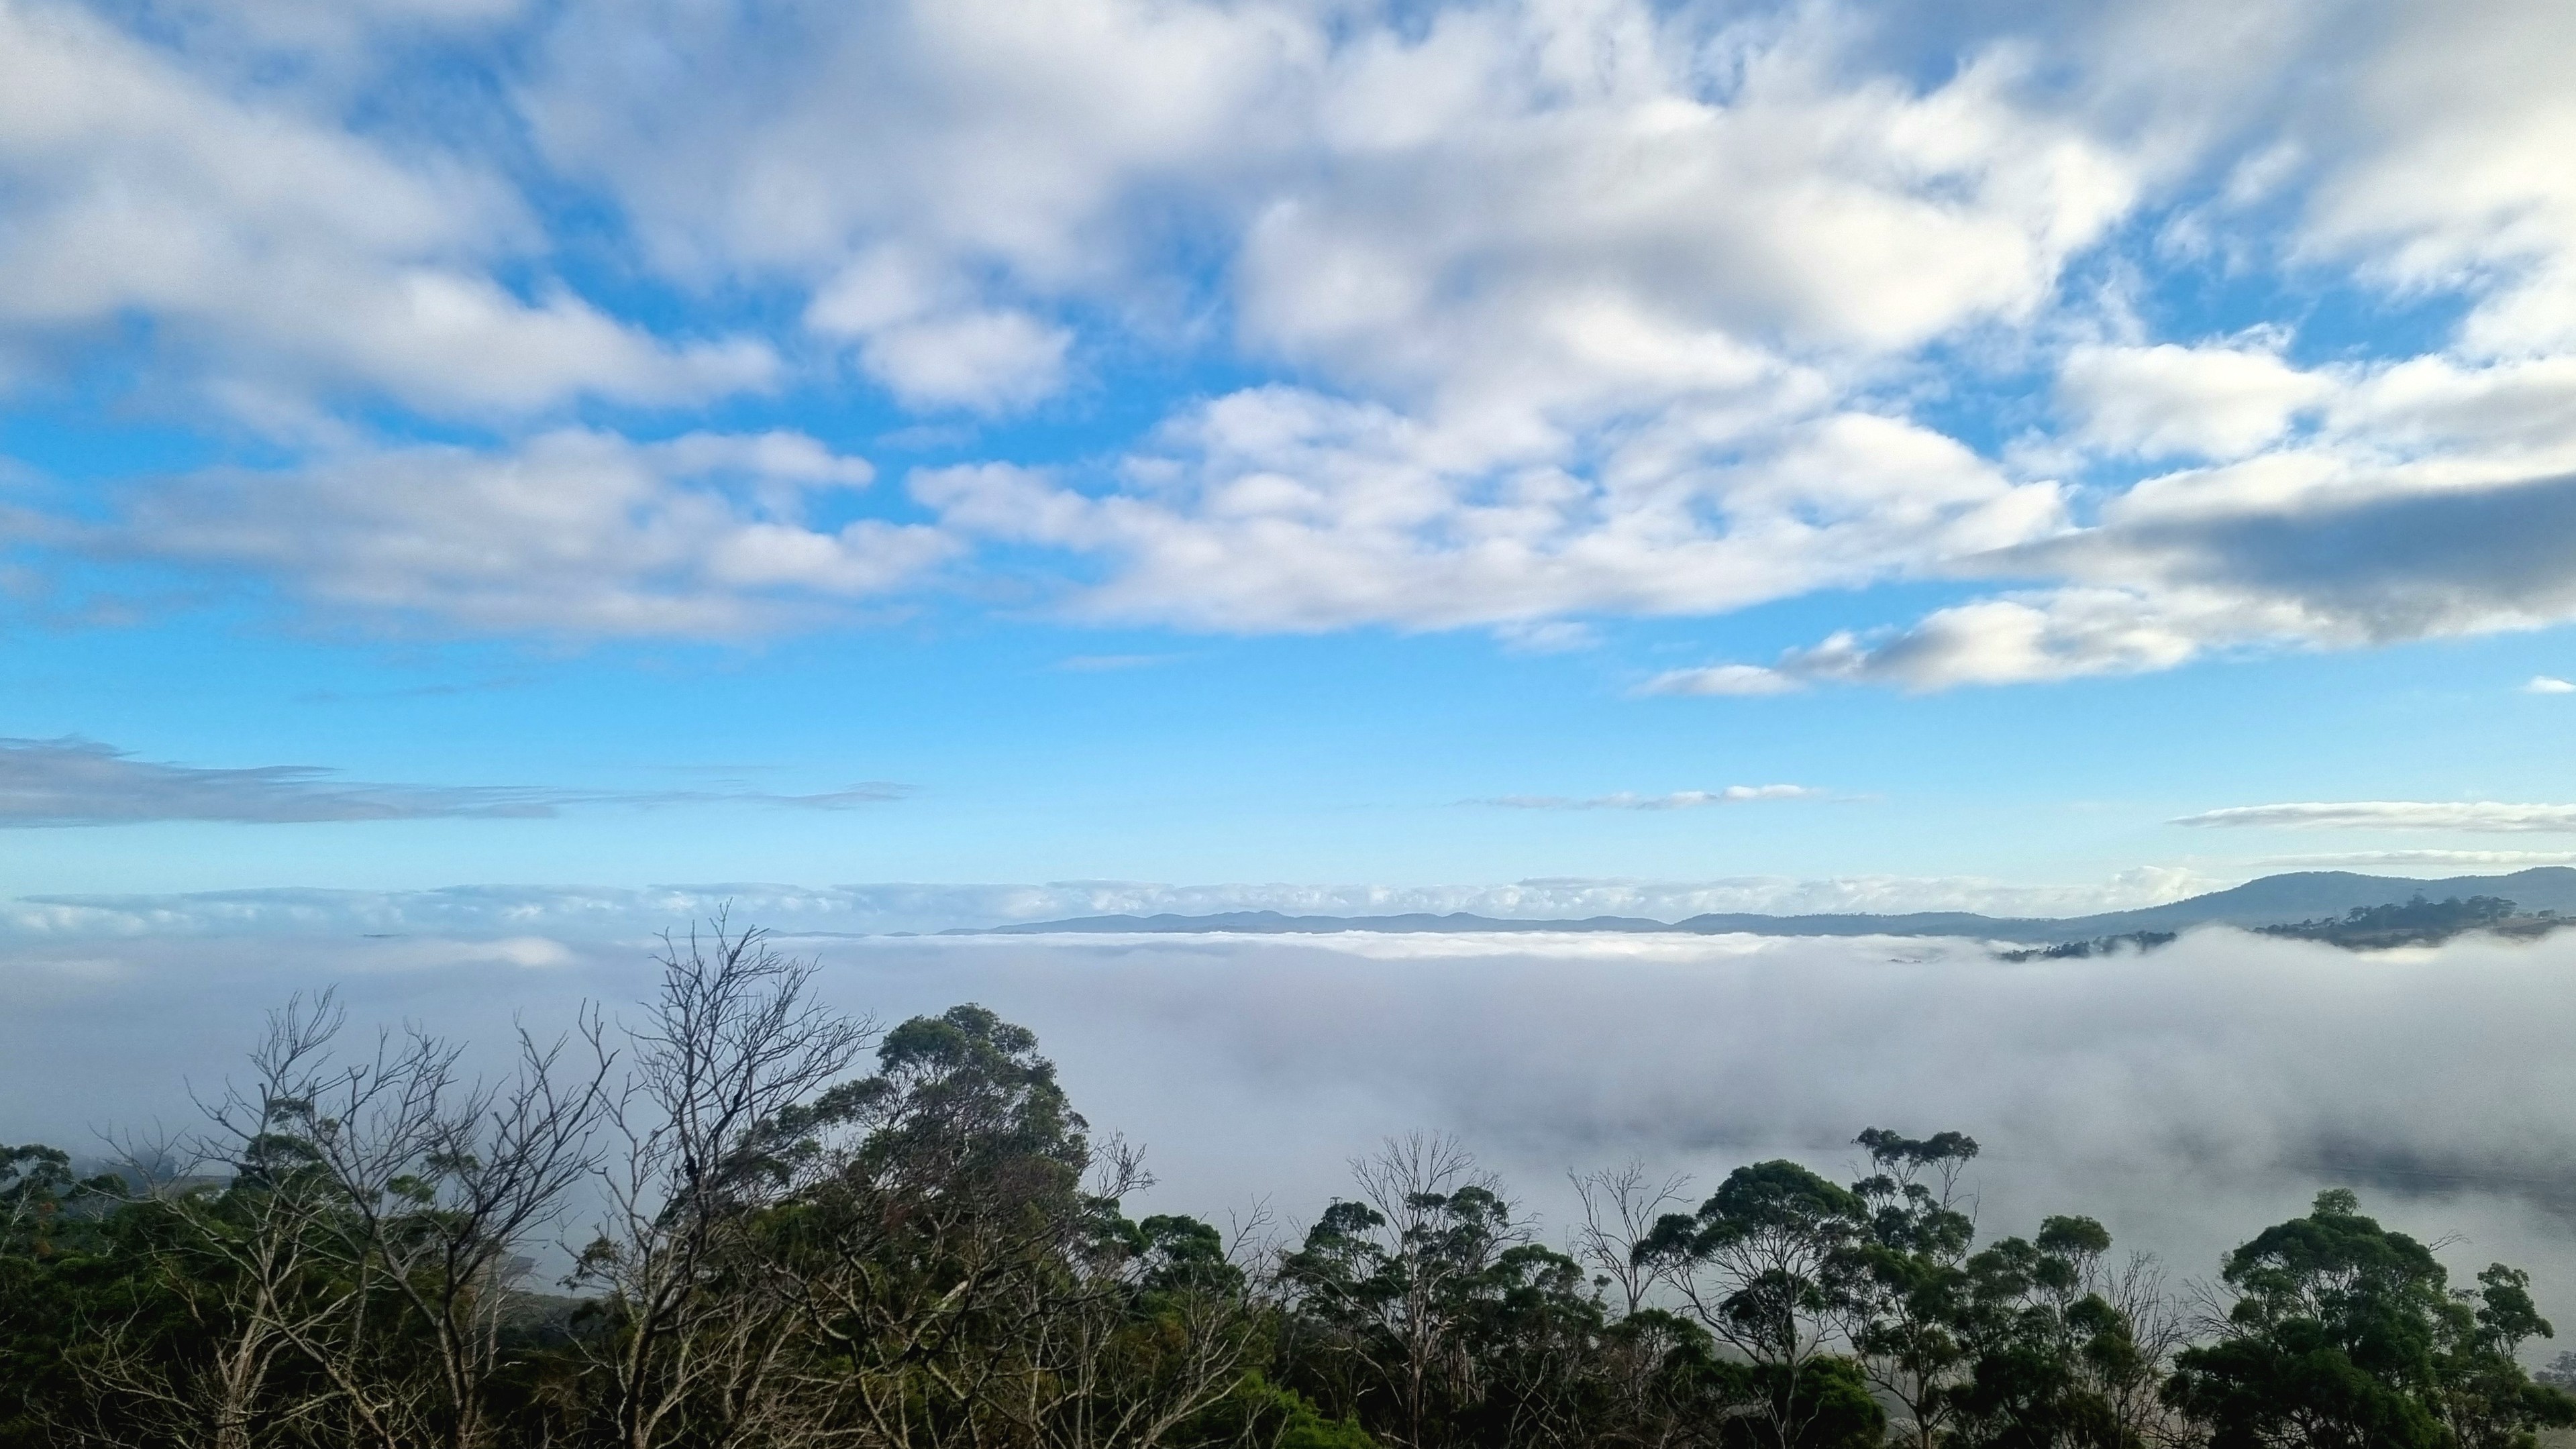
left=2, top=868, right=2217, bottom=938
left=5, top=924, right=2573, bottom=1331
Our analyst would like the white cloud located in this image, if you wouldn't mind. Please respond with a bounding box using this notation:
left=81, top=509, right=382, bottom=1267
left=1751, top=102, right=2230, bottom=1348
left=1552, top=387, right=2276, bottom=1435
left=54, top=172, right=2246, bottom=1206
left=804, top=246, right=1074, bottom=411
left=1640, top=663, right=1804, bottom=696
left=1692, top=350, right=2576, bottom=690
left=858, top=310, right=1072, bottom=413
left=2525, top=676, right=2576, bottom=694
left=525, top=0, right=2126, bottom=630
left=2057, top=342, right=2332, bottom=460
left=2257, top=850, right=2576, bottom=868
left=91, top=430, right=954, bottom=636
left=2297, top=0, right=2576, bottom=358
left=0, top=0, right=772, bottom=422
left=917, top=402, right=2067, bottom=631
left=1474, top=785, right=1820, bottom=810
left=2175, top=802, right=2576, bottom=833
left=14, top=0, right=2576, bottom=665
left=1232, top=8, right=2138, bottom=407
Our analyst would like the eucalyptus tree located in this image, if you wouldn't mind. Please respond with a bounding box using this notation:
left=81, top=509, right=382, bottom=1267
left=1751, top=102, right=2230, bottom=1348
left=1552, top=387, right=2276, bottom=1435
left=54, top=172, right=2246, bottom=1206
left=1637, top=1161, right=1881, bottom=1449
left=1843, top=1129, right=1981, bottom=1449
left=2165, top=1189, right=2576, bottom=1449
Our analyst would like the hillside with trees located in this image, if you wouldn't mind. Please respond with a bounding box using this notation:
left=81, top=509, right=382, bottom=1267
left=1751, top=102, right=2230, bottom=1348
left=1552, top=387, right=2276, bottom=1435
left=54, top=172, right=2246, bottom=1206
left=3, top=922, right=2570, bottom=1449
left=2256, top=894, right=2569, bottom=949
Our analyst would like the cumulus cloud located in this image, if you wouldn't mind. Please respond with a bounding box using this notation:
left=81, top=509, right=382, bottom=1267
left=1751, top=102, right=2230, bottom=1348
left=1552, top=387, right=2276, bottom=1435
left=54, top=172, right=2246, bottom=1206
left=88, top=430, right=952, bottom=635
left=0, top=737, right=905, bottom=828
left=1663, top=0, right=2576, bottom=694
left=2296, top=0, right=2576, bottom=358
left=1683, top=429, right=2576, bottom=691
left=915, top=405, right=2067, bottom=631
left=2057, top=342, right=2332, bottom=460
left=0, top=0, right=770, bottom=423
left=11, top=0, right=2576, bottom=665
left=525, top=0, right=2117, bottom=634
left=1473, top=786, right=1820, bottom=810
left=2175, top=802, right=2576, bottom=833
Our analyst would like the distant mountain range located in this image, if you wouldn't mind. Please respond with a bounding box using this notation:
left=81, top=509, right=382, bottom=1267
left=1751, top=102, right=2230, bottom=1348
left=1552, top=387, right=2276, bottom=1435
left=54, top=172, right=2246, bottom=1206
left=960, top=867, right=2576, bottom=944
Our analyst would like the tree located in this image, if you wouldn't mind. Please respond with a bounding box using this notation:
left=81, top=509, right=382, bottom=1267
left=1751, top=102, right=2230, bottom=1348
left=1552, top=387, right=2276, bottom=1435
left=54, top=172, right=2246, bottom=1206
left=2165, top=1189, right=2575, bottom=1449
left=1280, top=1134, right=1535, bottom=1448
left=237, top=998, right=608, bottom=1449
left=1843, top=1129, right=1980, bottom=1449
left=1943, top=1217, right=2159, bottom=1449
left=1638, top=1161, right=1873, bottom=1449
left=744, top=1003, right=1261, bottom=1449
left=574, top=918, right=876, bottom=1449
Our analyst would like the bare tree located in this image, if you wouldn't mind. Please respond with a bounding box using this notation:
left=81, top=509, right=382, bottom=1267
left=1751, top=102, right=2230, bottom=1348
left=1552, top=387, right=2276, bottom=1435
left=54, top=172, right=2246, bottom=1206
left=290, top=1016, right=609, bottom=1449
left=577, top=916, right=875, bottom=1449
left=103, top=991, right=611, bottom=1449
left=2095, top=1254, right=2197, bottom=1449
left=1570, top=1162, right=1692, bottom=1317
left=76, top=999, right=378, bottom=1449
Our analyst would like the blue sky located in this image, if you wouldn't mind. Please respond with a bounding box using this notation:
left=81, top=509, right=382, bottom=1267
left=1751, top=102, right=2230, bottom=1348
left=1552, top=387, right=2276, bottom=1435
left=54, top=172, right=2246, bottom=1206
left=7, top=0, right=2576, bottom=924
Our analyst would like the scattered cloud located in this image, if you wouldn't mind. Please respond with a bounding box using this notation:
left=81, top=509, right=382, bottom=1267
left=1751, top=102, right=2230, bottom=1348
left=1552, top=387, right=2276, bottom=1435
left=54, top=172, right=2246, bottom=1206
left=917, top=402, right=2069, bottom=635
left=2057, top=342, right=2332, bottom=460
left=1474, top=786, right=1821, bottom=810
left=0, top=737, right=905, bottom=828
left=2256, top=850, right=2576, bottom=868
left=2526, top=676, right=2576, bottom=694
left=5, top=0, right=2576, bottom=676
left=0, top=0, right=771, bottom=424
left=86, top=430, right=951, bottom=636
left=2175, top=802, right=2576, bottom=833
left=1640, top=663, right=1807, bottom=698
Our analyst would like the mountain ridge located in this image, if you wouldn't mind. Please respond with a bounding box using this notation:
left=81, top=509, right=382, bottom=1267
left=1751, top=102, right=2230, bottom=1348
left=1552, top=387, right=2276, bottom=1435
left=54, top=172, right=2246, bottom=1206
left=958, top=867, right=2576, bottom=943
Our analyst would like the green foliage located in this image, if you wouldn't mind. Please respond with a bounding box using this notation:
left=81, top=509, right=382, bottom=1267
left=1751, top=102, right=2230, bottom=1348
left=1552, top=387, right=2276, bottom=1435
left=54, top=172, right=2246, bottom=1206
left=2165, top=1189, right=2575, bottom=1449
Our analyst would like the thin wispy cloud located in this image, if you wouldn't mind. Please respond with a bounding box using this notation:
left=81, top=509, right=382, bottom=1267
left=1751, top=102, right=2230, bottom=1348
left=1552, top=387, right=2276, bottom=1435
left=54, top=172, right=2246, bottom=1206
left=1472, top=786, right=1823, bottom=810
left=2526, top=676, right=2576, bottom=694
left=0, top=738, right=905, bottom=828
left=1053, top=653, right=1184, bottom=672
left=2175, top=802, right=2576, bottom=833
left=2258, top=850, right=2576, bottom=867
left=1638, top=665, right=1807, bottom=698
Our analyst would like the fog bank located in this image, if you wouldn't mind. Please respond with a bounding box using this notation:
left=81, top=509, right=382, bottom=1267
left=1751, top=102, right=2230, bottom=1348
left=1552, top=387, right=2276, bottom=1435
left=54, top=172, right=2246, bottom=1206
left=5, top=924, right=2571, bottom=1333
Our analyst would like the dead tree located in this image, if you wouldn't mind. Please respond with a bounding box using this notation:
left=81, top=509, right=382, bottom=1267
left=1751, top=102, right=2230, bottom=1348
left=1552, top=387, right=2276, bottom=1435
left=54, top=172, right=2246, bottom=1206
left=577, top=917, right=874, bottom=1449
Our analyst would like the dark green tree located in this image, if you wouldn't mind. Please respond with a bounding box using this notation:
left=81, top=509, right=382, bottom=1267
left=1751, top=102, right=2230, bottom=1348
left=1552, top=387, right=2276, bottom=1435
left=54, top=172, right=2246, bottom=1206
left=1844, top=1128, right=1981, bottom=1449
left=1639, top=1161, right=1871, bottom=1449
left=2165, top=1189, right=2576, bottom=1449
